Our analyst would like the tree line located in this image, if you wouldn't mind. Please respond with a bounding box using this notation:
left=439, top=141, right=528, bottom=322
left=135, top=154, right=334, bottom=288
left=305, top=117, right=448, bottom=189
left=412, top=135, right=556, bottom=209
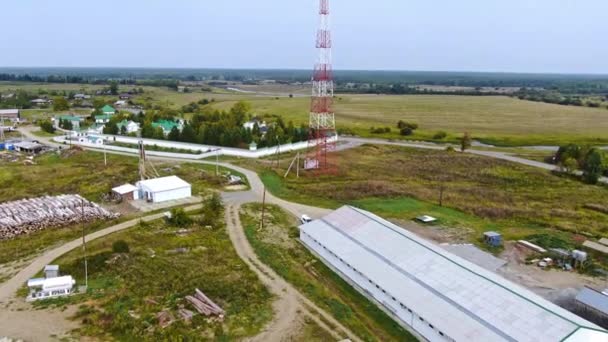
left=555, top=144, right=607, bottom=184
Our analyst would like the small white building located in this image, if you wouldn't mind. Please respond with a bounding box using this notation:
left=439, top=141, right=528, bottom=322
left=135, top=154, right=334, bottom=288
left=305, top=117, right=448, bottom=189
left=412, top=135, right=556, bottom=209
left=27, top=265, right=75, bottom=302
left=136, top=176, right=191, bottom=203
left=112, top=183, right=139, bottom=201
left=243, top=119, right=267, bottom=131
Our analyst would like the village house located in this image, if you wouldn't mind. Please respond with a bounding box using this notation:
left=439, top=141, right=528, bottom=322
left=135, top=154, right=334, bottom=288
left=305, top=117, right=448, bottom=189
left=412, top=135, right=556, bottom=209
left=101, top=105, right=116, bottom=115
left=117, top=120, right=140, bottom=134
left=57, top=115, right=83, bottom=130
left=152, top=119, right=182, bottom=136
left=0, top=109, right=20, bottom=122
left=95, top=114, right=113, bottom=124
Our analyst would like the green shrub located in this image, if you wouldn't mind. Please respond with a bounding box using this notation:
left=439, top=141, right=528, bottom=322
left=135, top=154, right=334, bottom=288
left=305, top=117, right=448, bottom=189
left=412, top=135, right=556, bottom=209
left=167, top=208, right=192, bottom=227
left=433, top=131, right=447, bottom=140
left=397, top=120, right=418, bottom=130
left=399, top=127, right=413, bottom=136
left=112, top=240, right=130, bottom=254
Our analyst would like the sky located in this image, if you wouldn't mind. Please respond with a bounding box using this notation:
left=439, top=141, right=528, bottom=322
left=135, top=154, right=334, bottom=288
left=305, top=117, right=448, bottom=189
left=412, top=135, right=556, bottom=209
left=1, top=0, right=607, bottom=74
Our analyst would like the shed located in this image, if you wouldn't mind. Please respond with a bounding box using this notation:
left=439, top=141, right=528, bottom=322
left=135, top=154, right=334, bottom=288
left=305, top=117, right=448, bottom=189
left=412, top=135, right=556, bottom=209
left=112, top=183, right=139, bottom=201
left=13, top=141, right=43, bottom=154
left=0, top=109, right=20, bottom=121
left=483, top=231, right=502, bottom=247
left=136, top=176, right=191, bottom=203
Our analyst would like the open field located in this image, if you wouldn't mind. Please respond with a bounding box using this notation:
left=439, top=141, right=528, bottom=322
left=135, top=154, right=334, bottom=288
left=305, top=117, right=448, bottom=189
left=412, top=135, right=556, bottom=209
left=208, top=94, right=608, bottom=146
left=44, top=215, right=273, bottom=340
left=240, top=203, right=415, bottom=342
left=0, top=149, right=246, bottom=267
left=240, top=144, right=608, bottom=246
left=5, top=82, right=608, bottom=145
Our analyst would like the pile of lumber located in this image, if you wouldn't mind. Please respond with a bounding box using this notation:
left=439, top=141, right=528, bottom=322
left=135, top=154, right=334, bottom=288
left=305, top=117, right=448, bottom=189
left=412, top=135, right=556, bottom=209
left=0, top=194, right=119, bottom=240
left=186, top=288, right=224, bottom=317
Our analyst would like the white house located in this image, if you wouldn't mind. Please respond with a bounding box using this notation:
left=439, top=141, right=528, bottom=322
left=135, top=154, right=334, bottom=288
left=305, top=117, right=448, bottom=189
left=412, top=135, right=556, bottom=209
left=114, top=100, right=127, bottom=107
left=243, top=119, right=267, bottom=131
left=117, top=120, right=140, bottom=134
left=136, top=175, right=191, bottom=203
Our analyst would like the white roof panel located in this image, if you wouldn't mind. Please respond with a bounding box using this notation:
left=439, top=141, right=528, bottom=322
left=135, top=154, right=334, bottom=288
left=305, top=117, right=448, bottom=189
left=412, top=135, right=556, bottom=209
left=112, top=183, right=138, bottom=195
left=300, top=206, right=608, bottom=342
left=137, top=176, right=190, bottom=193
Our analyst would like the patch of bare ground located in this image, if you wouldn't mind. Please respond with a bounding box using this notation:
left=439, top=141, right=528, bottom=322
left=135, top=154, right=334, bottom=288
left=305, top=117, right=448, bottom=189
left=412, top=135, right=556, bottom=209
left=391, top=218, right=474, bottom=244
left=0, top=299, right=79, bottom=341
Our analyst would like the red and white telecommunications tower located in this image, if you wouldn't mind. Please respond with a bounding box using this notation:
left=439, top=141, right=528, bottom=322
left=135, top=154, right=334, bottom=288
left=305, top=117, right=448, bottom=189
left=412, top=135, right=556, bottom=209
left=306, top=0, right=337, bottom=173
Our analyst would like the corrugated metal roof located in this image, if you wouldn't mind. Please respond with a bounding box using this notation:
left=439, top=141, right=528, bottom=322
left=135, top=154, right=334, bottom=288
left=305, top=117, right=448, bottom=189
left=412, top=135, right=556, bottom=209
left=300, top=206, right=607, bottom=342
left=112, top=184, right=138, bottom=195
left=576, top=287, right=608, bottom=315
left=137, top=176, right=190, bottom=193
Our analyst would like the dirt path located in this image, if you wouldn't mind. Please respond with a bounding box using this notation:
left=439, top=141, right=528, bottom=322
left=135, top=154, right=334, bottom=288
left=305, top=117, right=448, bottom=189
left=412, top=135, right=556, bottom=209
left=225, top=204, right=361, bottom=342
left=0, top=204, right=202, bottom=341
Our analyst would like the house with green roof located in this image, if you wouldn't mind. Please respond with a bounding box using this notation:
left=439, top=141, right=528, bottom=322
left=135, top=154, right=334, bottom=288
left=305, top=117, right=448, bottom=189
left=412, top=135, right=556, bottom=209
left=101, top=105, right=116, bottom=115
left=95, top=114, right=113, bottom=124
left=57, top=115, right=83, bottom=130
left=152, top=120, right=182, bottom=136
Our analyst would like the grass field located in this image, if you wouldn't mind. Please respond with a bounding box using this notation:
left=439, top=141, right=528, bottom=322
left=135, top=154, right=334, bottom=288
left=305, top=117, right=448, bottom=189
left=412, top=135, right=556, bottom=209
left=0, top=149, right=246, bottom=266
left=45, top=214, right=273, bottom=340
left=240, top=203, right=415, bottom=342
left=243, top=144, right=608, bottom=244
left=5, top=82, right=608, bottom=146
left=208, top=94, right=608, bottom=146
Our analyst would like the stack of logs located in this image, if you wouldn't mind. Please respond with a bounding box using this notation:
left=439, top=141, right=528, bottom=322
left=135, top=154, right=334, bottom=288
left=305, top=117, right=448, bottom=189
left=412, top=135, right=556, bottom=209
left=186, top=288, right=225, bottom=318
left=0, top=194, right=119, bottom=240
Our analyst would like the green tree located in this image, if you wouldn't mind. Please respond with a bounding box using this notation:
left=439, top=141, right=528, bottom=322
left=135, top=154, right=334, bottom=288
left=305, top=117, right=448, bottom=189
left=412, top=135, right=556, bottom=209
left=562, top=157, right=578, bottom=174
left=120, top=125, right=127, bottom=135
left=153, top=126, right=165, bottom=140
left=583, top=149, right=606, bottom=184
left=167, top=208, right=192, bottom=227
left=180, top=123, right=197, bottom=143
left=53, top=96, right=70, bottom=111
left=103, top=122, right=119, bottom=135
left=109, top=81, right=119, bottom=95
left=168, top=126, right=180, bottom=141
left=39, top=120, right=55, bottom=134
left=460, top=132, right=472, bottom=152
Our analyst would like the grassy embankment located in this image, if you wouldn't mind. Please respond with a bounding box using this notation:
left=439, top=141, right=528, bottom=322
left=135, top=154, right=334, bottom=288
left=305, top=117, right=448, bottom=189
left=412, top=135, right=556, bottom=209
left=244, top=144, right=608, bottom=247
left=240, top=203, right=416, bottom=342
left=39, top=213, right=273, bottom=340
left=0, top=150, right=246, bottom=265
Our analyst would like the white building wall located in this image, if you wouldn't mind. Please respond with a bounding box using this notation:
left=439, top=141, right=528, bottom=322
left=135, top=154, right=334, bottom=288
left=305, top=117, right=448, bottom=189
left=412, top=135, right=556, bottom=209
left=151, top=187, right=191, bottom=203
left=300, top=231, right=453, bottom=342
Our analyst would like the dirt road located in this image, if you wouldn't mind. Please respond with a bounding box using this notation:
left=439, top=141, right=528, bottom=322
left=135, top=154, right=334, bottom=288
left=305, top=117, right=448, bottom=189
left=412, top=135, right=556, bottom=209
left=225, top=204, right=361, bottom=342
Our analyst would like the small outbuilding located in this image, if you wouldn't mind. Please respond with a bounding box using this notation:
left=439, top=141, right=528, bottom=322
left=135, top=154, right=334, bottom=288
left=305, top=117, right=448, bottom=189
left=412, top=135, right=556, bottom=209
left=136, top=176, right=191, bottom=203
left=483, top=231, right=502, bottom=247
left=44, top=265, right=59, bottom=278
left=101, top=105, right=116, bottom=115
left=13, top=141, right=43, bottom=154
left=112, top=184, right=139, bottom=201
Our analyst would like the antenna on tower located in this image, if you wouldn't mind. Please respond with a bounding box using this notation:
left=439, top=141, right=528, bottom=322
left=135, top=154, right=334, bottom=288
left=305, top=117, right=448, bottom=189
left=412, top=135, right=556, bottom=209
left=138, top=138, right=159, bottom=180
left=306, top=0, right=337, bottom=174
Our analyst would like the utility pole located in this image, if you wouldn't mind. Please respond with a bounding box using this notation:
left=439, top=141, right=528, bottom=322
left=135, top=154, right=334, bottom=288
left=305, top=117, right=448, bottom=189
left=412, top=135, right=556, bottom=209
left=260, top=186, right=267, bottom=230
left=103, top=138, right=107, bottom=166
left=216, top=148, right=220, bottom=176
left=81, top=199, right=88, bottom=290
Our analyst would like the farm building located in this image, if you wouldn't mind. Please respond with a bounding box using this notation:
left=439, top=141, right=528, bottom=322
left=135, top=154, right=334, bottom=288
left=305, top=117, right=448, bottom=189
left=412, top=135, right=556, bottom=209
left=299, top=206, right=608, bottom=342
left=136, top=176, right=191, bottom=203
left=13, top=141, right=43, bottom=154
left=112, top=183, right=139, bottom=201
left=0, top=109, right=20, bottom=121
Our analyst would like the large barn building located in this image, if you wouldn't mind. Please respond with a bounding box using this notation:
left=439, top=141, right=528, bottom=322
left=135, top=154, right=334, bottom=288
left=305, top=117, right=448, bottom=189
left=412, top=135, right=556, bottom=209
left=299, top=206, right=608, bottom=342
left=136, top=175, right=191, bottom=203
